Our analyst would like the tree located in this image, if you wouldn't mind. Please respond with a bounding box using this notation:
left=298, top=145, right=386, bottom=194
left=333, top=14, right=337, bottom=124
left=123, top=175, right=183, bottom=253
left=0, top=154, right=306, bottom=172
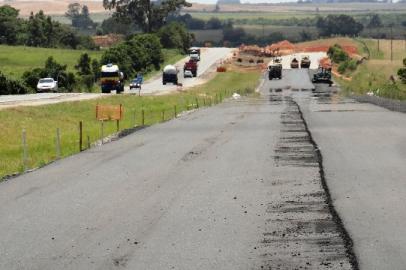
left=0, top=5, right=20, bottom=44
left=316, top=15, right=363, bottom=37
left=367, top=14, right=382, bottom=28
left=158, top=22, right=192, bottom=52
left=66, top=3, right=94, bottom=29
left=103, top=0, right=192, bottom=33
left=206, top=17, right=222, bottom=29
left=75, top=53, right=92, bottom=75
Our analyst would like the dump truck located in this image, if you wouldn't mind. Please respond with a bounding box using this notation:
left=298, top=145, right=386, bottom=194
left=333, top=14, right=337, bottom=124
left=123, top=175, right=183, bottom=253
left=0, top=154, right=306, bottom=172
left=290, top=58, right=299, bottom=69
left=268, top=58, right=282, bottom=80
left=184, top=60, right=198, bottom=77
left=300, top=56, right=311, bottom=68
left=162, top=65, right=178, bottom=85
left=100, top=64, right=124, bottom=93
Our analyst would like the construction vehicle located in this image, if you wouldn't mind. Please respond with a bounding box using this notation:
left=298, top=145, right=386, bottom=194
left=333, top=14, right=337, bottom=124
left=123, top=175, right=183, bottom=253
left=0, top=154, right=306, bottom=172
left=184, top=60, right=198, bottom=77
left=312, top=67, right=332, bottom=85
left=268, top=58, right=282, bottom=80
left=300, top=56, right=311, bottom=68
left=290, top=58, right=299, bottom=69
left=162, top=65, right=178, bottom=85
left=100, top=64, right=124, bottom=93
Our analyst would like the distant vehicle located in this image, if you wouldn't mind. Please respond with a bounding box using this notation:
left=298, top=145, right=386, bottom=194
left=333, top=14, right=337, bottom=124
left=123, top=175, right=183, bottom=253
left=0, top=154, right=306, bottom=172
left=129, top=74, right=143, bottom=90
left=184, top=70, right=193, bottom=78
left=184, top=60, right=198, bottom=77
left=291, top=58, right=299, bottom=69
left=268, top=61, right=282, bottom=80
left=300, top=56, right=311, bottom=68
left=36, top=78, right=58, bottom=93
left=312, top=67, right=332, bottom=86
left=189, top=47, right=201, bottom=61
left=162, top=65, right=178, bottom=85
left=100, top=64, right=124, bottom=93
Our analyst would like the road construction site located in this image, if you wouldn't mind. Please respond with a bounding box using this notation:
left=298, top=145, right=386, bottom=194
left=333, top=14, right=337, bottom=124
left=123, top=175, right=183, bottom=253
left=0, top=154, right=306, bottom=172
left=1, top=56, right=406, bottom=269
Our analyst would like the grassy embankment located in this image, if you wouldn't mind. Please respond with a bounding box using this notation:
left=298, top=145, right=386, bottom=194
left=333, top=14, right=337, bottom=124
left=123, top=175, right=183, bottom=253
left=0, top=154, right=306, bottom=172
left=337, top=38, right=406, bottom=100
left=0, top=45, right=184, bottom=81
left=0, top=70, right=260, bottom=180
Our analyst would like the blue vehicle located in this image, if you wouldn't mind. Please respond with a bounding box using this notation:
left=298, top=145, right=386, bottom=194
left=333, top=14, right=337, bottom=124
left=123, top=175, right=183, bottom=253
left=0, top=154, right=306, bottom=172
left=130, top=74, right=143, bottom=89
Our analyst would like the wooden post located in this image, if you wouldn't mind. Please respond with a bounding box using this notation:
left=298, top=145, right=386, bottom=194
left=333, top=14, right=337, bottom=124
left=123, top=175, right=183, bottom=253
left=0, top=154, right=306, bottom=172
left=162, top=110, right=165, bottom=122
left=390, top=25, right=393, bottom=62
left=141, top=109, right=145, bottom=126
left=100, top=120, right=104, bottom=144
left=55, top=128, right=61, bottom=159
left=133, top=110, right=136, bottom=127
left=79, top=121, right=83, bottom=152
left=195, top=97, right=199, bottom=108
left=116, top=119, right=120, bottom=132
left=22, top=129, right=28, bottom=172
left=87, top=135, right=90, bottom=149
left=203, top=98, right=206, bottom=106
left=174, top=105, right=177, bottom=118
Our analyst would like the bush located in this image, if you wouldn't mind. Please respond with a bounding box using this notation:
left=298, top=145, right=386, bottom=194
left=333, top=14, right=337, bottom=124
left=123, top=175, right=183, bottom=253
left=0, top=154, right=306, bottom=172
left=158, top=22, right=192, bottom=53
left=0, top=71, right=30, bottom=95
left=338, top=61, right=348, bottom=74
left=328, top=44, right=349, bottom=63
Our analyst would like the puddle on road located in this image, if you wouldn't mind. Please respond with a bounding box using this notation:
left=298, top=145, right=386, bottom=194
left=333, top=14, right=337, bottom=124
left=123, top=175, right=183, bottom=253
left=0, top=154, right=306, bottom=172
left=258, top=96, right=355, bottom=270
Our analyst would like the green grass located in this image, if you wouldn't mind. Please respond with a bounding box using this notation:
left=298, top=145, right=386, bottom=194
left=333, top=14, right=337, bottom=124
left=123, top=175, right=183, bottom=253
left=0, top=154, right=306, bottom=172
left=0, top=70, right=260, bottom=179
left=337, top=38, right=406, bottom=99
left=0, top=45, right=104, bottom=79
left=188, top=12, right=316, bottom=21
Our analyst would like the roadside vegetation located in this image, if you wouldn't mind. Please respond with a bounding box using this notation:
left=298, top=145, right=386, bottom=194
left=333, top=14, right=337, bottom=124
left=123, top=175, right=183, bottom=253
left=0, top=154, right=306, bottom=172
left=336, top=39, right=406, bottom=100
left=0, top=70, right=260, bottom=180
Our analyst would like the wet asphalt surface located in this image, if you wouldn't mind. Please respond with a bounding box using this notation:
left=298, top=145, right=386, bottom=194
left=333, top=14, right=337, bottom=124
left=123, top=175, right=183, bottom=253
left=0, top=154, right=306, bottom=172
left=0, top=69, right=405, bottom=269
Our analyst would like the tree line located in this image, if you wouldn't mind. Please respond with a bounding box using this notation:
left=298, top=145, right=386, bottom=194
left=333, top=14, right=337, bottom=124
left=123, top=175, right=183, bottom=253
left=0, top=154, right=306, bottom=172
left=0, top=5, right=96, bottom=49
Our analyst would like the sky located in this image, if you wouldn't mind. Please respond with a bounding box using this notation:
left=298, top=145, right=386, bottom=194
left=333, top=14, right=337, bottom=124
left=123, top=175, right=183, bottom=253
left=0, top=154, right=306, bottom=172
left=190, top=0, right=298, bottom=3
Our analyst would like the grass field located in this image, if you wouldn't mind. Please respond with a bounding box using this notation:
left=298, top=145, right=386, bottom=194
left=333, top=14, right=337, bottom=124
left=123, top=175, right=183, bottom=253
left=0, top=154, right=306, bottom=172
left=0, top=70, right=260, bottom=179
left=0, top=45, right=104, bottom=79
left=237, top=24, right=319, bottom=40
left=188, top=12, right=316, bottom=21
left=337, top=38, right=406, bottom=99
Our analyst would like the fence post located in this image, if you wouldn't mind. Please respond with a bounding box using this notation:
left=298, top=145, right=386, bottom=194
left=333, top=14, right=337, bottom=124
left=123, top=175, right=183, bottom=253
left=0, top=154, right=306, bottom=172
left=116, top=119, right=120, bottom=132
left=195, top=97, right=199, bottom=109
left=174, top=105, right=177, bottom=118
left=55, top=128, right=61, bottom=159
left=22, top=129, right=28, bottom=172
left=133, top=110, right=136, bottom=127
left=100, top=120, right=104, bottom=144
left=162, top=110, right=165, bottom=122
left=142, top=109, right=145, bottom=126
left=79, top=121, right=83, bottom=152
left=87, top=135, right=90, bottom=149
left=203, top=98, right=206, bottom=107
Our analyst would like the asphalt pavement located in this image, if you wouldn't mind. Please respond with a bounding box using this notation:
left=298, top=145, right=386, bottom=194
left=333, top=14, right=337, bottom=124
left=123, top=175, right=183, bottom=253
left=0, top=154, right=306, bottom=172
left=126, top=47, right=233, bottom=95
left=1, top=68, right=405, bottom=269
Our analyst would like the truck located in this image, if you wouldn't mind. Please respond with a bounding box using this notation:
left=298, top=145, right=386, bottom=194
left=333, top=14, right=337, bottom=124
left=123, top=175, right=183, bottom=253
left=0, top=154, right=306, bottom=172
left=268, top=58, right=282, bottom=80
left=100, top=64, right=124, bottom=93
left=290, top=58, right=299, bottom=69
left=162, top=65, right=178, bottom=85
left=312, top=67, right=332, bottom=85
left=184, top=60, right=198, bottom=77
left=300, top=56, right=311, bottom=68
left=189, top=47, right=201, bottom=61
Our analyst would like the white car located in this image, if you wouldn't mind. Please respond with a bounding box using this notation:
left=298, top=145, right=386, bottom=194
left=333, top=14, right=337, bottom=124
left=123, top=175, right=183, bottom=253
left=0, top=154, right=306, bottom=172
left=37, top=78, right=58, bottom=93
left=190, top=53, right=200, bottom=62
left=184, top=70, right=193, bottom=78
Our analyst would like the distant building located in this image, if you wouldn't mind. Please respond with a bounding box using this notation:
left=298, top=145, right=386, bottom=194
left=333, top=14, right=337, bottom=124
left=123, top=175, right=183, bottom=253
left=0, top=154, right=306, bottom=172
left=217, top=0, right=241, bottom=4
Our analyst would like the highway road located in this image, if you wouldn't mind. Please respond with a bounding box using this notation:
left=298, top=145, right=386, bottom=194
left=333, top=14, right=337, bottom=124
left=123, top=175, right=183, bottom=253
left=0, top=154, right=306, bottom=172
left=1, top=69, right=405, bottom=269
left=0, top=48, right=232, bottom=110
left=126, top=47, right=233, bottom=95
